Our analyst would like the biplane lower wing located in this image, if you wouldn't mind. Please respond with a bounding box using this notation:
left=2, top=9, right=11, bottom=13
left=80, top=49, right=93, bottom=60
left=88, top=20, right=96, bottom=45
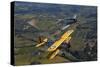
left=49, top=49, right=60, bottom=59
left=47, top=30, right=74, bottom=52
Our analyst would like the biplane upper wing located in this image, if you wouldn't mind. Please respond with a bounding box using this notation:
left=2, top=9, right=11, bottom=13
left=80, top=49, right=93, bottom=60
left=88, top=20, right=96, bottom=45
left=47, top=30, right=74, bottom=52
left=65, top=36, right=71, bottom=43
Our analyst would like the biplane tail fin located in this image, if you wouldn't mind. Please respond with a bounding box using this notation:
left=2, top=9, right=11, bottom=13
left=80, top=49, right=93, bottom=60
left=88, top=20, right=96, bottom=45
left=73, top=14, right=77, bottom=19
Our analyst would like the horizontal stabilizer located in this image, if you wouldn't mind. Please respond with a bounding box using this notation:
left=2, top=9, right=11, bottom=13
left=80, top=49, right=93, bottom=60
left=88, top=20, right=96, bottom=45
left=35, top=38, right=48, bottom=47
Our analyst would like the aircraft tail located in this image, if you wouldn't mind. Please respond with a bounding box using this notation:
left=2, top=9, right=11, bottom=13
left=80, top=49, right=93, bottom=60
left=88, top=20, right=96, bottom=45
left=35, top=38, right=48, bottom=47
left=65, top=36, right=71, bottom=43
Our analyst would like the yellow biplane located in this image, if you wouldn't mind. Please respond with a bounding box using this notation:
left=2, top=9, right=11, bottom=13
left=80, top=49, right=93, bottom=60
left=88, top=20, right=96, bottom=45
left=35, top=30, right=74, bottom=59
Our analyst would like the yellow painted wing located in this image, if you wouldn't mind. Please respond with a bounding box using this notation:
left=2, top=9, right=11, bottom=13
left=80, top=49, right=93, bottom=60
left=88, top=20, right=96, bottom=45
left=49, top=49, right=60, bottom=59
left=47, top=30, right=74, bottom=52
left=35, top=38, right=48, bottom=47
left=65, top=36, right=71, bottom=43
